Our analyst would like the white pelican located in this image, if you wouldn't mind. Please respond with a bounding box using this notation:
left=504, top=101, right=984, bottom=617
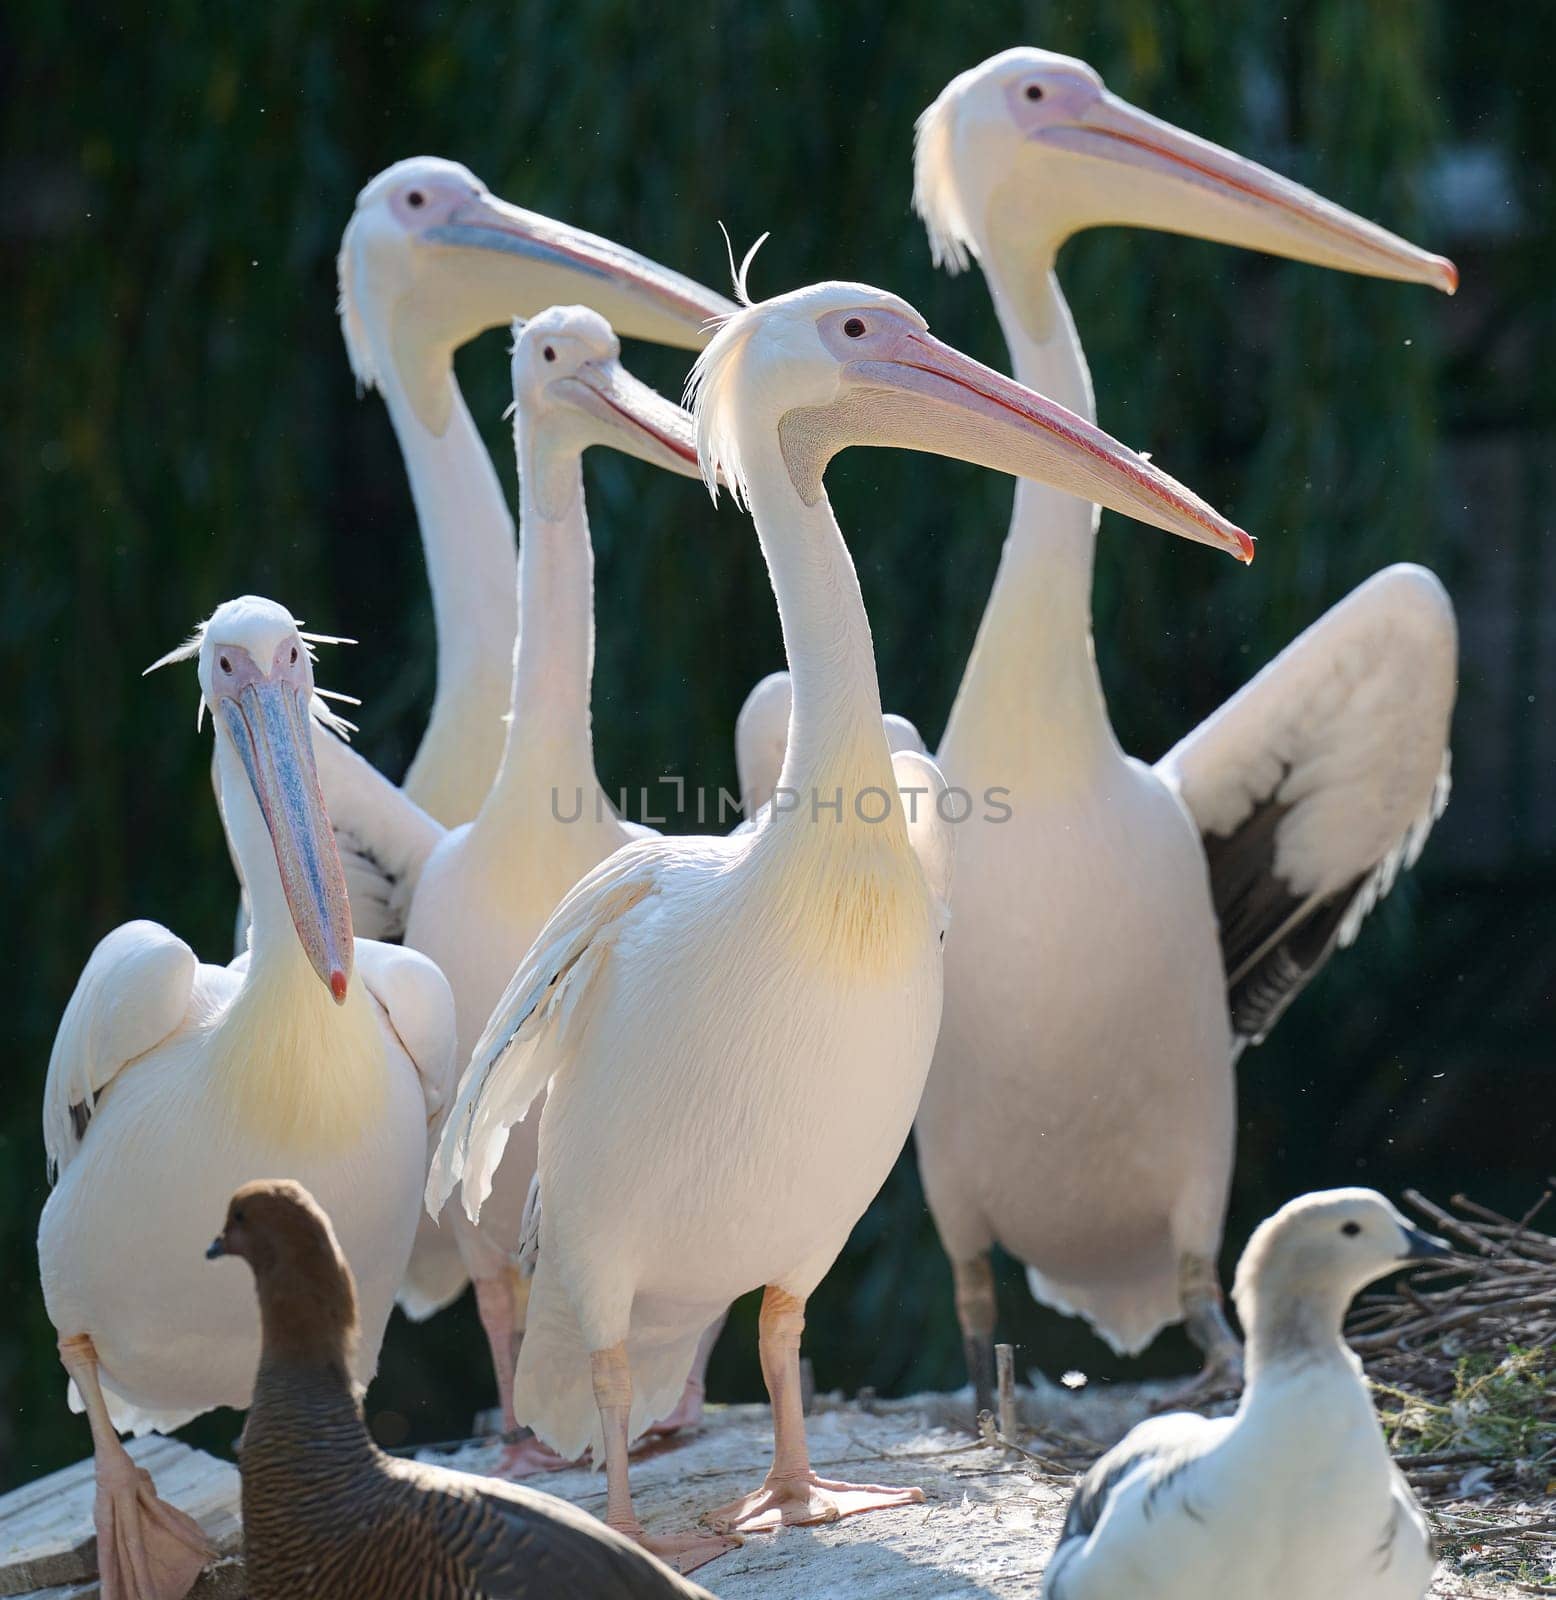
left=332, top=156, right=735, bottom=840
left=1043, top=1189, right=1446, bottom=1599
left=898, top=49, right=1458, bottom=1403
left=38, top=597, right=455, bottom=1600
left=316, top=306, right=722, bottom=1464
left=428, top=275, right=1252, bottom=1573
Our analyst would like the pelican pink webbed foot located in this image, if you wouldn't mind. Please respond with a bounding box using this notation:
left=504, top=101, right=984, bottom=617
left=58, top=1335, right=212, bottom=1600
left=701, top=1288, right=923, bottom=1535
left=495, top=1429, right=578, bottom=1477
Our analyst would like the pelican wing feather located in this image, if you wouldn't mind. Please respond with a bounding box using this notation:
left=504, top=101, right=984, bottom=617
left=426, top=836, right=680, bottom=1221
left=1158, top=564, right=1455, bottom=1047
left=43, top=921, right=197, bottom=1178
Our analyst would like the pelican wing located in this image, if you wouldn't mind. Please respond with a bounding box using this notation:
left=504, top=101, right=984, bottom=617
left=356, top=940, right=458, bottom=1123
left=734, top=670, right=795, bottom=818
left=312, top=728, right=446, bottom=941
left=427, top=836, right=681, bottom=1221
left=894, top=748, right=955, bottom=915
left=1157, top=565, right=1456, bottom=1047
left=44, top=921, right=197, bottom=1177
left=736, top=667, right=929, bottom=822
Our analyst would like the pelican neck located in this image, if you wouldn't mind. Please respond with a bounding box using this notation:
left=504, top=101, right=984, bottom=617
left=370, top=334, right=517, bottom=824
left=478, top=419, right=608, bottom=829
left=937, top=261, right=1121, bottom=781
left=740, top=441, right=906, bottom=852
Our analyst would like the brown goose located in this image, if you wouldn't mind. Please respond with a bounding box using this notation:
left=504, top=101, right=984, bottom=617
left=210, top=1180, right=716, bottom=1600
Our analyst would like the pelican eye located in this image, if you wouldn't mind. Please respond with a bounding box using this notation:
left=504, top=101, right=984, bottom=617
left=289, top=645, right=298, bottom=664
left=1024, top=83, right=1045, bottom=102
left=1341, top=1221, right=1361, bottom=1237
left=219, top=655, right=233, bottom=674
left=543, top=345, right=557, bottom=362
left=843, top=317, right=866, bottom=338
left=406, top=190, right=426, bottom=209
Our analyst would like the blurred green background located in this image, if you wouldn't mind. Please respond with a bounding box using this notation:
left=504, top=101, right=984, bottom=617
left=2, top=0, right=1551, bottom=1489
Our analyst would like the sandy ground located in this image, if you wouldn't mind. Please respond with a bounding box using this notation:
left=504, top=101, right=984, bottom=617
left=425, top=1383, right=1536, bottom=1599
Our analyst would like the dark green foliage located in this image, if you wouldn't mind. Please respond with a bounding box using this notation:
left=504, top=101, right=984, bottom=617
left=1, top=1, right=1550, bottom=1488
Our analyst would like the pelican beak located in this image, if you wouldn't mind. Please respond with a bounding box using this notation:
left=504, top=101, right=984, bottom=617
left=1029, top=90, right=1456, bottom=293
left=429, top=192, right=736, bottom=349
left=216, top=669, right=354, bottom=1004
left=830, top=320, right=1252, bottom=561
left=562, top=358, right=705, bottom=479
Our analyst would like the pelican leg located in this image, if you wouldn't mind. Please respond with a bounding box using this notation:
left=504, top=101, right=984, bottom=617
left=473, top=1270, right=521, bottom=1431
left=647, top=1311, right=727, bottom=1437
left=702, top=1287, right=925, bottom=1533
left=1180, top=1252, right=1244, bottom=1387
left=481, top=1270, right=575, bottom=1477
left=952, top=1253, right=997, bottom=1418
left=57, top=1335, right=211, bottom=1600
left=590, top=1343, right=738, bottom=1575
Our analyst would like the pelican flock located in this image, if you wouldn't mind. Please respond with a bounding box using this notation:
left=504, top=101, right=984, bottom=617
left=34, top=39, right=1463, bottom=1600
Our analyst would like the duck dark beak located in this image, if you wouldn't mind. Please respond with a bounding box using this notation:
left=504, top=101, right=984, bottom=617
left=206, top=1235, right=228, bottom=1260
left=1404, top=1226, right=1452, bottom=1261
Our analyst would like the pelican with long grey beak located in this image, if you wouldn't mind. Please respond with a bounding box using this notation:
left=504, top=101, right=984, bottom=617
left=331, top=158, right=736, bottom=838
left=424, top=278, right=1250, bottom=1573
left=805, top=47, right=1458, bottom=1412
left=37, top=596, right=456, bottom=1600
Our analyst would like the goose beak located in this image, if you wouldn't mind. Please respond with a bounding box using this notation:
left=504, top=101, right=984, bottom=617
left=215, top=670, right=354, bottom=1004
left=840, top=320, right=1252, bottom=561
left=1403, top=1226, right=1453, bottom=1261
left=431, top=193, right=737, bottom=349
left=1033, top=91, right=1456, bottom=293
left=563, top=358, right=705, bottom=478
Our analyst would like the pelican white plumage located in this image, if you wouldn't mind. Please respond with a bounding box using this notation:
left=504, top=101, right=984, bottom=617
left=321, top=305, right=722, bottom=1462
left=318, top=158, right=733, bottom=1383
left=735, top=669, right=927, bottom=819
left=38, top=597, right=455, bottom=1600
left=428, top=275, right=1252, bottom=1573
left=1043, top=1189, right=1445, bottom=1599
left=893, top=49, right=1459, bottom=1403
left=328, top=157, right=734, bottom=846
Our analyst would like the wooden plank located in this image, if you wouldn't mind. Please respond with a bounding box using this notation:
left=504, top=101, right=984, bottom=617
left=23, top=1557, right=244, bottom=1600
left=0, top=1440, right=240, bottom=1598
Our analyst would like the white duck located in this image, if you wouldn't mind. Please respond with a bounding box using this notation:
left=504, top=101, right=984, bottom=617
left=38, top=596, right=455, bottom=1600
left=429, top=274, right=1253, bottom=1573
left=899, top=48, right=1458, bottom=1401
left=328, top=156, right=734, bottom=842
left=1043, top=1188, right=1446, bottom=1599
left=319, top=306, right=724, bottom=1465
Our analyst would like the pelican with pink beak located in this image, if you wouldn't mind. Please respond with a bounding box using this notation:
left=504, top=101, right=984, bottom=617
left=38, top=596, right=455, bottom=1600
left=428, top=274, right=1250, bottom=1574
left=893, top=49, right=1458, bottom=1408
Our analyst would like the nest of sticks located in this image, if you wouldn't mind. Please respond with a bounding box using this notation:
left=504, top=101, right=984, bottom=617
left=1345, top=1188, right=1556, bottom=1584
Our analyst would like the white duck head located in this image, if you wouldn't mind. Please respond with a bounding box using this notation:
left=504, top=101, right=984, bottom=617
left=1233, top=1187, right=1451, bottom=1368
